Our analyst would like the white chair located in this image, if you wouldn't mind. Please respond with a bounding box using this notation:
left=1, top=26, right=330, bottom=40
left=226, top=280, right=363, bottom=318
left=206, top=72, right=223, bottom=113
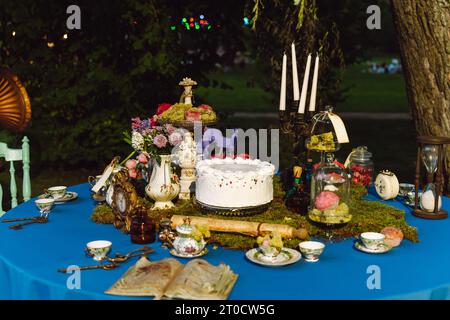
left=0, top=136, right=31, bottom=216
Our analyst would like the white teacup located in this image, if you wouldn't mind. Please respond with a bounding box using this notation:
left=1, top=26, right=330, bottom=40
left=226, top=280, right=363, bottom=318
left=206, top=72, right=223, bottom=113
left=360, top=232, right=385, bottom=250
left=35, top=198, right=55, bottom=216
left=86, top=240, right=112, bottom=261
left=47, top=186, right=67, bottom=199
left=299, top=241, right=325, bottom=262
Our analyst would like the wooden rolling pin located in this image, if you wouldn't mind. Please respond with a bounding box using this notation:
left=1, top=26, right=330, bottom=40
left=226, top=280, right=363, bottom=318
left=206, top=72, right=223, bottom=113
left=170, top=215, right=308, bottom=240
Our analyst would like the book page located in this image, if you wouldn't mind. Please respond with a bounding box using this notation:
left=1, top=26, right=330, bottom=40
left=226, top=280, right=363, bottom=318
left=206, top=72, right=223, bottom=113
left=105, top=257, right=183, bottom=297
left=163, top=259, right=238, bottom=300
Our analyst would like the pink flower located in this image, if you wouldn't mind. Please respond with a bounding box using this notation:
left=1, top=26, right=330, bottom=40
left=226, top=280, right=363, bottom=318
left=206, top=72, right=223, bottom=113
left=128, top=169, right=138, bottom=179
left=165, top=124, right=176, bottom=135
left=153, top=134, right=168, bottom=148
left=131, top=117, right=142, bottom=129
left=125, top=159, right=138, bottom=170
left=137, top=153, right=149, bottom=164
left=157, top=103, right=172, bottom=115
left=169, top=131, right=183, bottom=146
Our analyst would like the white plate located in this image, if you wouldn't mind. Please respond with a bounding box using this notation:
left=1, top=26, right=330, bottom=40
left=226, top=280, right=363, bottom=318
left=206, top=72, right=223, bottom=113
left=169, top=248, right=208, bottom=259
left=38, top=191, right=78, bottom=203
left=245, top=248, right=301, bottom=267
left=354, top=241, right=392, bottom=254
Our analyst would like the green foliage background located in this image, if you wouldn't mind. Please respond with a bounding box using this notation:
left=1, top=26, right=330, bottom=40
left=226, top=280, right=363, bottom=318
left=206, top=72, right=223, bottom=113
left=0, top=0, right=247, bottom=169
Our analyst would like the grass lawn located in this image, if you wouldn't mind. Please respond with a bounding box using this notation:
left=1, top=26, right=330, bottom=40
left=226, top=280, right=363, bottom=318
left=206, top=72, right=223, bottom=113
left=196, top=64, right=274, bottom=112
left=338, top=60, right=409, bottom=112
left=197, top=57, right=409, bottom=113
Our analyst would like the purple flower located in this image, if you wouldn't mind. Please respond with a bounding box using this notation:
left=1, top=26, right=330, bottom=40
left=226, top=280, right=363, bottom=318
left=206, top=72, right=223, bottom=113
left=140, top=119, right=150, bottom=130
left=169, top=131, right=183, bottom=146
left=131, top=117, right=142, bottom=129
left=153, top=134, right=168, bottom=148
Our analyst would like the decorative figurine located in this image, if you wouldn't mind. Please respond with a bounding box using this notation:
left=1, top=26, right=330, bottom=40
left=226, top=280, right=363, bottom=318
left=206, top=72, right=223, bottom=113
left=158, top=218, right=176, bottom=248
left=179, top=77, right=197, bottom=105
left=176, top=132, right=198, bottom=200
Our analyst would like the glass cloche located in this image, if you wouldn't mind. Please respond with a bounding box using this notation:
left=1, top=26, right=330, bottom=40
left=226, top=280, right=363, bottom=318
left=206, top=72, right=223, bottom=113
left=306, top=106, right=341, bottom=153
left=308, top=153, right=351, bottom=229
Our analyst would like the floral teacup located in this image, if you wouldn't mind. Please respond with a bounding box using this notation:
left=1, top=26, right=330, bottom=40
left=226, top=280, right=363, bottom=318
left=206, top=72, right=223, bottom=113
left=46, top=186, right=67, bottom=200
left=35, top=198, right=55, bottom=217
left=299, top=241, right=325, bottom=262
left=360, top=232, right=385, bottom=250
left=86, top=240, right=112, bottom=261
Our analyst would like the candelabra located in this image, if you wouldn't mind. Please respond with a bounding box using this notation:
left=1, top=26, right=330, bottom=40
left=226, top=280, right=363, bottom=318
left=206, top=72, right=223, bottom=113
left=279, top=101, right=313, bottom=163
left=279, top=100, right=315, bottom=213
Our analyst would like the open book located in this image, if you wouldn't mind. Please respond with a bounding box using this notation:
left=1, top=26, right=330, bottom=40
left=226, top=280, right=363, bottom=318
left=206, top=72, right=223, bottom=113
left=106, top=257, right=238, bottom=300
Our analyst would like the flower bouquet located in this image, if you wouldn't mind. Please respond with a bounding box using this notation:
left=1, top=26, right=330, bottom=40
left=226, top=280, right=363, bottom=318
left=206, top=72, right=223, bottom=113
left=123, top=117, right=184, bottom=209
left=124, top=117, right=185, bottom=166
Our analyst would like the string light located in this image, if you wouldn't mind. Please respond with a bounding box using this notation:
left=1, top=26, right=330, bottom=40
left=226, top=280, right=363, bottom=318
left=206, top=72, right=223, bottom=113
left=11, top=31, right=16, bottom=36
left=63, top=33, right=68, bottom=40
left=47, top=42, right=55, bottom=48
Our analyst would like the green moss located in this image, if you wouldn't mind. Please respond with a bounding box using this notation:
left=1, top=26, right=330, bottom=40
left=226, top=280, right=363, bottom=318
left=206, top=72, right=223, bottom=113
left=91, top=177, right=418, bottom=250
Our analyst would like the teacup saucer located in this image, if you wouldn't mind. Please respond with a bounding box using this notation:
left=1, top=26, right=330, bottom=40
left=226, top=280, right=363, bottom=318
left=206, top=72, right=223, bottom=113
left=169, top=248, right=208, bottom=259
left=354, top=241, right=392, bottom=254
left=245, top=248, right=301, bottom=267
left=39, top=191, right=78, bottom=204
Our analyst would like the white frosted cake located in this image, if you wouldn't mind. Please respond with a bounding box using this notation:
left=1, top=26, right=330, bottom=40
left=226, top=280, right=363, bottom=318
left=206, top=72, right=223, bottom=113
left=195, top=158, right=275, bottom=209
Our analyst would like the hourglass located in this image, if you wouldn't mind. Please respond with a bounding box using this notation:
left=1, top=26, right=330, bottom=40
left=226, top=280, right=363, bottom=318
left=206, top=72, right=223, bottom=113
left=413, top=136, right=450, bottom=219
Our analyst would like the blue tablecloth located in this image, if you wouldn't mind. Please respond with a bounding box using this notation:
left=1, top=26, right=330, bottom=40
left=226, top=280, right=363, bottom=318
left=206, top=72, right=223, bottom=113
left=1, top=183, right=450, bottom=300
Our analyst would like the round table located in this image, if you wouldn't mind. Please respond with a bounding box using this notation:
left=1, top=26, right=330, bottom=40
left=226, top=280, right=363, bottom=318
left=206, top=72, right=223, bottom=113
left=1, top=183, right=450, bottom=300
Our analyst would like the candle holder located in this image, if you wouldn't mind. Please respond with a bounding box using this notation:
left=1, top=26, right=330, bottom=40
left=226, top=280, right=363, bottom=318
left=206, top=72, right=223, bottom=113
left=279, top=101, right=313, bottom=162
left=413, top=135, right=450, bottom=220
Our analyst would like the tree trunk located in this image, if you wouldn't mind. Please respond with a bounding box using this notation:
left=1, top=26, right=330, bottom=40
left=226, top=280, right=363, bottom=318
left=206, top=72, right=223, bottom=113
left=391, top=0, right=450, bottom=193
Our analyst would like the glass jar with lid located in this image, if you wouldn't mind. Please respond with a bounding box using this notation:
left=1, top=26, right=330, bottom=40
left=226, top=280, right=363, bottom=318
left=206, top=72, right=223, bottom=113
left=309, top=153, right=351, bottom=230
left=349, top=146, right=374, bottom=187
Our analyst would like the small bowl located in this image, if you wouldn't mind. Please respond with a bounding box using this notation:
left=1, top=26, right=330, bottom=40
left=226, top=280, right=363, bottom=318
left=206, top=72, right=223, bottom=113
left=259, top=245, right=281, bottom=258
left=360, top=232, right=385, bottom=250
left=35, top=198, right=55, bottom=215
left=86, top=240, right=112, bottom=261
left=399, top=183, right=415, bottom=197
left=299, top=241, right=325, bottom=262
left=47, top=186, right=67, bottom=200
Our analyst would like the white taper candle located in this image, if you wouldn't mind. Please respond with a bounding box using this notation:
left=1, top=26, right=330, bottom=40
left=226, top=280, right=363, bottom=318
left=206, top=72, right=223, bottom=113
left=291, top=42, right=300, bottom=101
left=279, top=53, right=287, bottom=111
left=309, top=55, right=319, bottom=112
left=298, top=54, right=311, bottom=113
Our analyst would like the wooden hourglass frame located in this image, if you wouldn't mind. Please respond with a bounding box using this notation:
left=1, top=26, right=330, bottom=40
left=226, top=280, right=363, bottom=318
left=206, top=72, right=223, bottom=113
left=413, top=135, right=450, bottom=220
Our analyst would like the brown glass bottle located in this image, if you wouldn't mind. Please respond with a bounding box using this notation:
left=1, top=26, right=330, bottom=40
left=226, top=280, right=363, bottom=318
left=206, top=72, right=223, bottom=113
left=130, top=211, right=156, bottom=244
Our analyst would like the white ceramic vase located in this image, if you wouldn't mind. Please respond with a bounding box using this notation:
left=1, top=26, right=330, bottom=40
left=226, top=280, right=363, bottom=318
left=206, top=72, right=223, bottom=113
left=145, top=154, right=180, bottom=210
